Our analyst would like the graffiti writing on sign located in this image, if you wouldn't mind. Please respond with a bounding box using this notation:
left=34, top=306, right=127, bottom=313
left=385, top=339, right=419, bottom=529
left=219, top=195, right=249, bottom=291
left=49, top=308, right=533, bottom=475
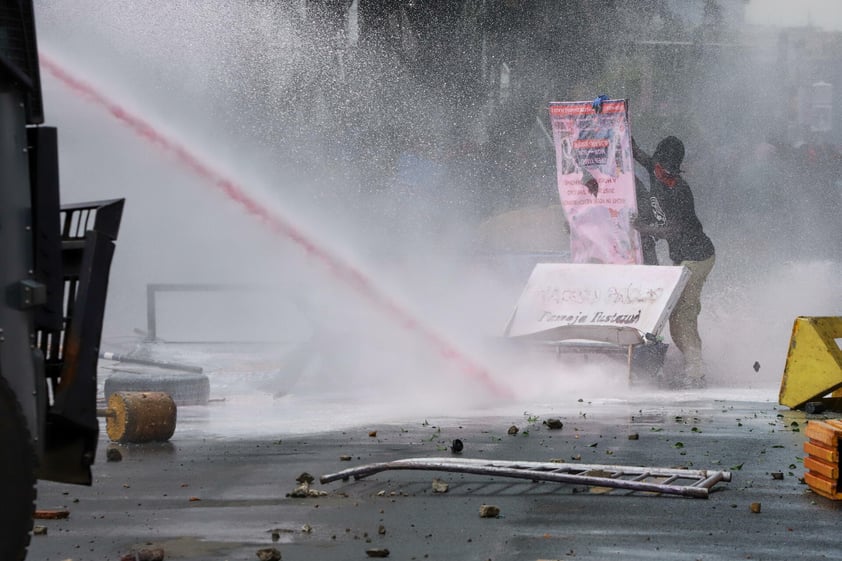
left=538, top=311, right=590, bottom=325
left=534, top=287, right=600, bottom=305
left=539, top=310, right=642, bottom=326
left=607, top=284, right=664, bottom=305
left=533, top=285, right=662, bottom=306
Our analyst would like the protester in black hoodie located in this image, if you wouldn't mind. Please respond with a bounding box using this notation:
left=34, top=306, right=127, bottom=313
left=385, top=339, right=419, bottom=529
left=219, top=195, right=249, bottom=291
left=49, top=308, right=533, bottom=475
left=632, top=136, right=715, bottom=389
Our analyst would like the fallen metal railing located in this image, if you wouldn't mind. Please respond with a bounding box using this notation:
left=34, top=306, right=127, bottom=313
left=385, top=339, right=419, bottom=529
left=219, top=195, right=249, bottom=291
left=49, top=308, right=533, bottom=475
left=321, top=457, right=732, bottom=499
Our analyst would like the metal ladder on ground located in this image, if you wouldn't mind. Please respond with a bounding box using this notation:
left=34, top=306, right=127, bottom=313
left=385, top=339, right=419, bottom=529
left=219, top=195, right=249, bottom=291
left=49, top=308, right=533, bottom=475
left=320, top=457, right=732, bottom=499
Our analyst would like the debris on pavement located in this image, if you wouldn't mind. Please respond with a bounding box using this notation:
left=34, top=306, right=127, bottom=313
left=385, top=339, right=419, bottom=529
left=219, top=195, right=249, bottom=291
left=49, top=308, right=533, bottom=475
left=288, top=480, right=328, bottom=498
left=431, top=478, right=449, bottom=493
left=119, top=547, right=165, bottom=561
left=256, top=547, right=281, bottom=561
left=288, top=471, right=329, bottom=497
left=295, top=472, right=315, bottom=484
left=34, top=509, right=70, bottom=520
left=106, top=447, right=123, bottom=462
left=543, top=418, right=563, bottom=430
left=479, top=504, right=501, bottom=518
left=365, top=548, right=390, bottom=558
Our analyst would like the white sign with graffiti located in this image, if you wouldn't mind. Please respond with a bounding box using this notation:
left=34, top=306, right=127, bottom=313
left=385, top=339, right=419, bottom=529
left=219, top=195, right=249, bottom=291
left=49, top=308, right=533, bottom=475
left=504, top=263, right=690, bottom=346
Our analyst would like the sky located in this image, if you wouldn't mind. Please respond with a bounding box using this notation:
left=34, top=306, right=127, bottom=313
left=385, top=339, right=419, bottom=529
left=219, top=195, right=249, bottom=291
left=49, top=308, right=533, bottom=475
left=745, top=0, right=842, bottom=30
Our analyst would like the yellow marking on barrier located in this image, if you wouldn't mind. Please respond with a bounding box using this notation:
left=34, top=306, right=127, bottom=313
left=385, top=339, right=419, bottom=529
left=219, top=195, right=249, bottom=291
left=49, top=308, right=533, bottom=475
left=779, top=317, right=842, bottom=409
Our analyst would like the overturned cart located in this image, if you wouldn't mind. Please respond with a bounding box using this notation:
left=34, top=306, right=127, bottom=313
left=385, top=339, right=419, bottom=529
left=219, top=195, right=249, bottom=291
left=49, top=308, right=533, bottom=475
left=321, top=458, right=731, bottom=499
left=502, top=263, right=691, bottom=382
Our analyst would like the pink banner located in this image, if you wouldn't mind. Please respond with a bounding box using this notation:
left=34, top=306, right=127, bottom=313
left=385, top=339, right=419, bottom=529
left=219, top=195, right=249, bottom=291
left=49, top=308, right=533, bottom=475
left=549, top=100, right=643, bottom=264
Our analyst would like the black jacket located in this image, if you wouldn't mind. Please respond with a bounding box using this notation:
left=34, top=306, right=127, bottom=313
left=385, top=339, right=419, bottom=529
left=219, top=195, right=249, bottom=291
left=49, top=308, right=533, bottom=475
left=633, top=143, right=715, bottom=264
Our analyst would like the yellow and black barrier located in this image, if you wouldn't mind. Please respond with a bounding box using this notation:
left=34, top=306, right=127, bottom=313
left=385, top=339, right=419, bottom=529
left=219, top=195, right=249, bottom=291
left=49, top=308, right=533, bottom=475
left=779, top=317, right=842, bottom=410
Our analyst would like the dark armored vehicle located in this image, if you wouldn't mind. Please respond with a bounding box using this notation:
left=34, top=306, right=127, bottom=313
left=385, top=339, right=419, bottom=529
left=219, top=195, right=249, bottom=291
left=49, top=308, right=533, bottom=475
left=1, top=2, right=123, bottom=558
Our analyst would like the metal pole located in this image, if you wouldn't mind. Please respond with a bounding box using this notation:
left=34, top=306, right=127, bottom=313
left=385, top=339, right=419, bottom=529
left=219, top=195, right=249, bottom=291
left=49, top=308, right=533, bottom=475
left=98, top=351, right=203, bottom=374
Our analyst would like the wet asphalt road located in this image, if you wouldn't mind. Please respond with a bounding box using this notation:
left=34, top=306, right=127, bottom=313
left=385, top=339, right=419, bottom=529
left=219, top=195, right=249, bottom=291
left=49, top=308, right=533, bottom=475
left=27, top=393, right=842, bottom=561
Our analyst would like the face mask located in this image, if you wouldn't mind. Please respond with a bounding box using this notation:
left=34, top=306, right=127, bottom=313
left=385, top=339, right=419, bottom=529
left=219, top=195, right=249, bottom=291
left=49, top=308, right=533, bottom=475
left=654, top=163, right=678, bottom=188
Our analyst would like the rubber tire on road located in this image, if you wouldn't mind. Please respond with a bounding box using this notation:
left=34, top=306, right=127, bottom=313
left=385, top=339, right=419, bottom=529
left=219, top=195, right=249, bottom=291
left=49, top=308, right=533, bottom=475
left=104, top=371, right=210, bottom=406
left=0, top=375, right=37, bottom=561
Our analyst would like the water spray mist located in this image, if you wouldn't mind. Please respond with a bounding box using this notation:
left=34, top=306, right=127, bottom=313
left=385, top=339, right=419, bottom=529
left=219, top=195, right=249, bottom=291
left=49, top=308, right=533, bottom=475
left=39, top=53, right=513, bottom=400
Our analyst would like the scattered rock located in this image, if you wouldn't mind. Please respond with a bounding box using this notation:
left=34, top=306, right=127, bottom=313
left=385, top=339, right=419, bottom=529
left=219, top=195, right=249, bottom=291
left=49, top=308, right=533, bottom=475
left=771, top=472, right=784, bottom=480
left=34, top=509, right=69, bottom=520
left=368, top=431, right=378, bottom=438
left=296, top=472, right=315, bottom=484
left=287, top=480, right=327, bottom=499
left=256, top=547, right=282, bottom=561
left=479, top=504, right=500, bottom=518
left=106, top=447, right=123, bottom=462
left=119, top=547, right=165, bottom=561
left=301, top=523, right=312, bottom=533
left=378, top=524, right=386, bottom=535
left=32, top=525, right=47, bottom=536
left=451, top=439, right=464, bottom=453
left=340, top=455, right=352, bottom=461
left=288, top=481, right=328, bottom=498
left=543, top=418, right=563, bottom=430
left=365, top=548, right=390, bottom=557
left=628, top=433, right=639, bottom=440
left=32, top=508, right=70, bottom=520
left=271, top=531, right=280, bottom=542
left=507, top=425, right=519, bottom=435
left=750, top=502, right=761, bottom=513
left=753, top=361, right=760, bottom=372
left=432, top=479, right=449, bottom=493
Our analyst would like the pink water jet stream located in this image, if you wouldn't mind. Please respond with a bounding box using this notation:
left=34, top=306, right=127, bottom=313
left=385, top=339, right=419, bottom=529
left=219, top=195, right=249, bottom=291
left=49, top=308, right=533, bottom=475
left=39, top=53, right=513, bottom=400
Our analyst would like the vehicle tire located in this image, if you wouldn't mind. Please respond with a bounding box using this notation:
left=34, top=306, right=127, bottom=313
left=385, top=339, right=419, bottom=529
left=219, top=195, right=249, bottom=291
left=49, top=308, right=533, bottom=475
left=103, top=371, right=210, bottom=406
left=0, top=374, right=37, bottom=561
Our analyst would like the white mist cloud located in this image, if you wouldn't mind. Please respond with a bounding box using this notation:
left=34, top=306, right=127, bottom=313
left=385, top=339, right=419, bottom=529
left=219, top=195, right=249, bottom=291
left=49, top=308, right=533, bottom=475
left=34, top=0, right=842, bottom=420
left=35, top=0, right=522, bottom=412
